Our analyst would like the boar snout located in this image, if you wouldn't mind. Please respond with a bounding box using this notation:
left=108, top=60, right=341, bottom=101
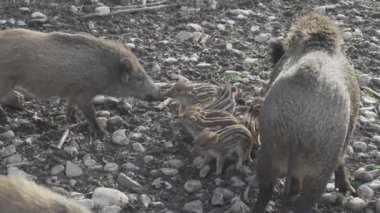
left=144, top=86, right=165, bottom=102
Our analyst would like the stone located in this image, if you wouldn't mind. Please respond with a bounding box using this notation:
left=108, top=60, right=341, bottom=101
left=31, top=12, right=47, bottom=20
left=184, top=180, right=202, bottom=193
left=228, top=9, right=253, bottom=16
left=250, top=25, right=260, bottom=32
left=76, top=199, right=94, bottom=210
left=4, top=154, right=22, bottom=164
left=70, top=5, right=79, bottom=14
left=187, top=23, right=203, bottom=32
left=112, top=129, right=129, bottom=145
left=358, top=74, right=371, bottom=87
left=107, top=116, right=123, bottom=127
left=175, top=30, right=193, bottom=42
left=144, top=155, right=154, bottom=164
left=336, top=14, right=346, bottom=20
left=229, top=197, right=250, bottom=213
left=99, top=206, right=121, bottom=213
left=216, top=24, right=226, bottom=31
left=92, top=187, right=129, bottom=208
left=167, top=159, right=184, bottom=168
left=199, top=165, right=210, bottom=178
left=231, top=177, right=246, bottom=187
left=355, top=170, right=373, bottom=183
left=211, top=188, right=224, bottom=206
left=357, top=184, right=374, bottom=200
left=7, top=167, right=35, bottom=180
left=140, top=194, right=151, bottom=209
left=51, top=164, right=65, bottom=175
left=255, top=33, right=270, bottom=43
left=64, top=146, right=79, bottom=156
left=132, top=143, right=145, bottom=152
left=345, top=197, right=366, bottom=212
left=242, top=58, right=258, bottom=70
left=0, top=144, right=16, bottom=157
left=160, top=168, right=178, bottom=176
left=321, top=192, right=340, bottom=204
left=94, top=6, right=110, bottom=15
left=103, top=162, right=119, bottom=172
left=0, top=130, right=15, bottom=140
left=367, top=180, right=380, bottom=191
left=117, top=173, right=143, bottom=191
left=164, top=57, right=178, bottom=64
left=183, top=200, right=203, bottom=213
left=353, top=141, right=368, bottom=153
left=65, top=161, right=83, bottom=177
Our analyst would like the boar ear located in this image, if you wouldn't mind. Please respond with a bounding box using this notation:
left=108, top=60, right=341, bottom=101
left=190, top=115, right=197, bottom=122
left=269, top=37, right=286, bottom=66
left=119, top=58, right=133, bottom=82
left=209, top=132, right=219, bottom=143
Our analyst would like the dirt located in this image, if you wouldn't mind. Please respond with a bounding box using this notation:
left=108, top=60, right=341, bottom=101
left=0, top=0, right=379, bottom=212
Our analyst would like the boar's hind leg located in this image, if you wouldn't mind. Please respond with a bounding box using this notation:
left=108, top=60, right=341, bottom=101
left=254, top=156, right=279, bottom=213
left=335, top=163, right=356, bottom=195
left=294, top=173, right=331, bottom=213
left=74, top=98, right=109, bottom=138
left=0, top=81, right=15, bottom=122
left=66, top=100, right=80, bottom=123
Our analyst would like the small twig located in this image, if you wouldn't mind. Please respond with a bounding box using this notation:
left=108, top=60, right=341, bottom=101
left=58, top=121, right=87, bottom=132
left=83, top=4, right=177, bottom=18
left=155, top=98, right=172, bottom=110
left=57, top=129, right=70, bottom=149
left=112, top=0, right=168, bottom=9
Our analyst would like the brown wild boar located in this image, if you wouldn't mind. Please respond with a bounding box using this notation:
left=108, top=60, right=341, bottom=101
left=0, top=28, right=163, bottom=138
left=0, top=175, right=91, bottom=213
left=254, top=13, right=360, bottom=213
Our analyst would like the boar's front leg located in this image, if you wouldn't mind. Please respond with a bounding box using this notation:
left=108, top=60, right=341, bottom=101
left=73, top=97, right=110, bottom=139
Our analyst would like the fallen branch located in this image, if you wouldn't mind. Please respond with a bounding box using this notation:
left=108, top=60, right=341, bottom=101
left=83, top=4, right=178, bottom=18
left=57, top=129, right=70, bottom=149
left=58, top=121, right=87, bottom=132
left=112, top=0, right=168, bottom=9
left=363, top=86, right=380, bottom=99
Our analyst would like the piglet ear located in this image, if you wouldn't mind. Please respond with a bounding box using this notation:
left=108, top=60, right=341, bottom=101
left=120, top=58, right=132, bottom=83
left=269, top=37, right=286, bottom=66
left=209, top=132, right=219, bottom=143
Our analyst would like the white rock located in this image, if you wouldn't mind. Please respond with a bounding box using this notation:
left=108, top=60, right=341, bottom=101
left=164, top=57, right=178, bottom=64
left=336, top=14, right=346, bottom=20
left=187, top=23, right=203, bottom=32
left=167, top=159, right=184, bottom=168
left=117, top=173, right=142, bottom=191
left=76, top=199, right=94, bottom=210
left=31, top=12, right=47, bottom=19
left=216, top=24, right=226, bottom=31
left=255, top=33, right=270, bottom=43
left=7, top=167, right=35, bottom=180
left=0, top=144, right=16, bottom=157
left=160, top=168, right=178, bottom=176
left=184, top=180, right=202, bottom=193
left=352, top=141, right=368, bottom=153
left=367, top=180, right=380, bottom=191
left=345, top=197, right=366, bottom=212
left=229, top=197, right=250, bottom=213
left=92, top=187, right=129, bottom=208
left=321, top=192, right=339, bottom=204
left=132, top=143, right=145, bottom=152
left=94, top=6, right=110, bottom=15
left=140, top=194, right=151, bottom=209
left=0, top=130, right=15, bottom=140
left=103, top=162, right=119, bottom=172
left=342, top=32, right=352, bottom=41
left=183, top=200, right=203, bottom=213
left=70, top=5, right=79, bottom=14
left=175, top=30, right=193, bottom=42
left=231, top=177, right=246, bottom=187
left=228, top=9, right=253, bottom=16
left=144, top=155, right=154, bottom=164
left=65, top=161, right=83, bottom=177
left=243, top=58, right=258, bottom=70
left=0, top=20, right=6, bottom=25
left=211, top=188, right=224, bottom=206
left=112, top=129, right=129, bottom=145
left=199, top=165, right=210, bottom=178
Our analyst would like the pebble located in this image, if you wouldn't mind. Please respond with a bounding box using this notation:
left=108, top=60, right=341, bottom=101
left=97, top=117, right=108, bottom=129
left=64, top=146, right=79, bottom=156
left=353, top=141, right=368, bottom=153
left=357, top=184, right=375, bottom=200
left=367, top=180, right=380, bottom=191
left=211, top=188, right=224, bottom=206
left=355, top=170, right=373, bottom=182
left=199, top=165, right=210, bottom=178
left=216, top=24, right=226, bottom=31
left=184, top=180, right=202, bottom=193
left=99, top=206, right=121, bottom=213
left=130, top=132, right=143, bottom=140
left=358, top=74, right=371, bottom=87
left=70, top=5, right=79, bottom=14
left=321, top=192, right=340, bottom=204
left=187, top=23, right=203, bottom=32
left=196, top=62, right=211, bottom=67
left=140, top=194, right=151, bottom=209
left=92, top=187, right=129, bottom=208
left=0, top=130, right=15, bottom=140
left=369, top=124, right=380, bottom=133
left=16, top=20, right=26, bottom=27
left=51, top=164, right=65, bottom=175
left=144, top=155, right=154, bottom=164
left=345, top=197, right=366, bottom=212
left=84, top=158, right=98, bottom=168
left=4, top=154, right=22, bottom=164
left=231, top=177, right=246, bottom=187
left=313, top=6, right=326, bottom=15
left=228, top=9, right=253, bottom=16
left=112, top=129, right=129, bottom=145
left=243, top=58, right=258, bottom=70
left=175, top=30, right=194, bottom=42
left=94, top=6, right=110, bottom=15
left=167, top=159, right=184, bottom=168
left=164, top=141, right=174, bottom=148
left=336, top=14, right=346, bottom=20
left=107, top=116, right=123, bottom=127
left=122, top=162, right=140, bottom=171
left=132, top=143, right=145, bottom=152
left=0, top=20, right=6, bottom=25
left=250, top=25, right=260, bottom=32
left=164, top=57, right=178, bottom=64
left=255, top=33, right=270, bottom=43
left=160, top=168, right=178, bottom=176
left=117, top=173, right=143, bottom=191
left=31, top=12, right=47, bottom=20
left=103, top=162, right=119, bottom=172
left=342, top=32, right=352, bottom=41
left=93, top=95, right=106, bottom=105
left=65, top=161, right=83, bottom=177
left=0, top=144, right=16, bottom=157
left=183, top=200, right=203, bottom=213
left=229, top=197, right=250, bottom=213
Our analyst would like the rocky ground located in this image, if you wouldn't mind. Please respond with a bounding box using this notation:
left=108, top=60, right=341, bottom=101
left=0, top=0, right=379, bottom=212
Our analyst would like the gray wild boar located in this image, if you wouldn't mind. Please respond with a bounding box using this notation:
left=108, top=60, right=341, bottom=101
left=0, top=28, right=163, bottom=138
left=254, top=13, right=360, bottom=213
left=0, top=175, right=91, bottom=213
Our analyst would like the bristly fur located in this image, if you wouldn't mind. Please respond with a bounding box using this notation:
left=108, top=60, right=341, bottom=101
left=284, top=13, right=342, bottom=52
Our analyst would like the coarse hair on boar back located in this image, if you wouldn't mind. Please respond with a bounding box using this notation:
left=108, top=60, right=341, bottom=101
left=254, top=12, right=360, bottom=213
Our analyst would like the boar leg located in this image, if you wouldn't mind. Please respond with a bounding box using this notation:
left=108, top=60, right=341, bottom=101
left=254, top=156, right=279, bottom=213
left=66, top=100, right=80, bottom=123
left=335, top=163, right=356, bottom=195
left=294, top=173, right=330, bottom=213
left=0, top=81, right=14, bottom=123
left=215, top=155, right=226, bottom=175
left=75, top=99, right=109, bottom=138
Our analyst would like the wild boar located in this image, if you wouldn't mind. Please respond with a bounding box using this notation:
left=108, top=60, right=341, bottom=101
left=254, top=13, right=360, bottom=213
left=0, top=28, right=163, bottom=138
left=0, top=175, right=91, bottom=213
